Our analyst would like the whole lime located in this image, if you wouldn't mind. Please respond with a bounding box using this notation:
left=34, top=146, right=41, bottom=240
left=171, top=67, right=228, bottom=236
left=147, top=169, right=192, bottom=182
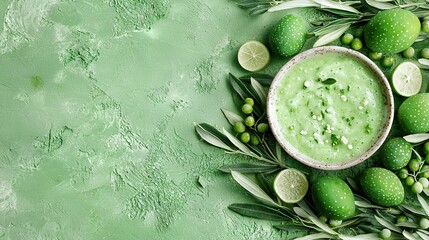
left=398, top=93, right=429, bottom=133
left=311, top=176, right=355, bottom=220
left=364, top=9, right=420, bottom=54
left=269, top=15, right=307, bottom=57
left=382, top=137, right=412, bottom=170
left=361, top=167, right=404, bottom=206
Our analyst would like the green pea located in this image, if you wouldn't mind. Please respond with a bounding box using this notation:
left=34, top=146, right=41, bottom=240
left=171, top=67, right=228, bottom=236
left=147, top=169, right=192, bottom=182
left=412, top=182, right=423, bottom=194
left=419, top=178, right=429, bottom=189
left=350, top=38, right=363, bottom=51
left=369, top=51, right=382, bottom=60
left=329, top=219, right=342, bottom=227
left=250, top=135, right=260, bottom=145
left=244, top=98, right=254, bottom=106
left=382, top=56, right=394, bottom=68
left=341, top=33, right=354, bottom=45
left=242, top=104, right=253, bottom=114
left=397, top=168, right=408, bottom=179
left=420, top=165, right=429, bottom=178
left=257, top=123, right=269, bottom=133
left=409, top=159, right=420, bottom=172
left=240, top=132, right=250, bottom=143
left=233, top=122, right=246, bottom=133
left=424, top=142, right=429, bottom=155
left=405, top=176, right=415, bottom=186
left=319, top=215, right=328, bottom=223
left=420, top=218, right=429, bottom=229
left=244, top=116, right=255, bottom=127
left=402, top=47, right=415, bottom=58
left=379, top=229, right=391, bottom=239
left=422, top=21, right=429, bottom=33
left=421, top=48, right=429, bottom=59
left=397, top=215, right=407, bottom=223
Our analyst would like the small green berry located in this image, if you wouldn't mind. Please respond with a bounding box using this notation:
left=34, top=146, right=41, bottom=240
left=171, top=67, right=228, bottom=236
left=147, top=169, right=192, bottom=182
left=402, top=47, right=415, bottom=58
left=419, top=218, right=429, bottom=229
left=233, top=122, right=246, bottom=133
left=244, top=116, right=255, bottom=127
left=329, top=219, right=342, bottom=227
left=250, top=135, right=260, bottom=145
left=412, top=182, right=423, bottom=194
left=244, top=98, right=254, bottom=106
left=319, top=215, right=328, bottom=223
left=419, top=178, right=429, bottom=189
left=369, top=51, right=382, bottom=60
left=397, top=215, right=407, bottom=223
left=242, top=104, right=253, bottom=114
left=341, top=33, right=354, bottom=45
left=424, top=142, right=429, bottom=155
left=379, top=229, right=391, bottom=239
left=405, top=176, right=415, bottom=186
left=420, top=165, right=429, bottom=178
left=397, top=168, right=408, bottom=179
left=426, top=155, right=429, bottom=164
left=409, top=159, right=420, bottom=172
left=421, top=48, right=429, bottom=59
left=257, top=123, right=269, bottom=133
left=351, top=38, right=363, bottom=51
left=240, top=132, right=250, bottom=143
left=382, top=56, right=394, bottom=68
left=422, top=21, right=429, bottom=33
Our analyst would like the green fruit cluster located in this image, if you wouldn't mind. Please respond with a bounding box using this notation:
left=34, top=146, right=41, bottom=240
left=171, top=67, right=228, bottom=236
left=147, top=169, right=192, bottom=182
left=233, top=97, right=269, bottom=145
left=396, top=142, right=429, bottom=194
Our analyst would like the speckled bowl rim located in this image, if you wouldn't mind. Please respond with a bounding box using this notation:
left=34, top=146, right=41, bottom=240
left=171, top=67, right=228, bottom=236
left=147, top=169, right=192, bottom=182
left=267, top=46, right=394, bottom=170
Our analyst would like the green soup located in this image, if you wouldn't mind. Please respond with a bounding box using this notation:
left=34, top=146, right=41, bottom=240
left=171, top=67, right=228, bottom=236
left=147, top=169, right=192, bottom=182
left=272, top=52, right=387, bottom=164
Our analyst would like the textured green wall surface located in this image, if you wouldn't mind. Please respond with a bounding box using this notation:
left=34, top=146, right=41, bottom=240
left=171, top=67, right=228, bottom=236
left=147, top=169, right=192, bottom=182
left=0, top=1, right=428, bottom=239
left=0, top=0, right=289, bottom=239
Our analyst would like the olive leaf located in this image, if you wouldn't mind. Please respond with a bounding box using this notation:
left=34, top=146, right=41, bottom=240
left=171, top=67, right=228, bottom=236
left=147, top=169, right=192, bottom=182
left=268, top=0, right=319, bottom=12
left=403, top=133, right=429, bottom=144
left=417, top=230, right=429, bottom=240
left=195, top=123, right=234, bottom=151
left=313, top=0, right=361, bottom=14
left=339, top=233, right=379, bottom=240
left=256, top=173, right=277, bottom=199
left=294, top=206, right=338, bottom=235
left=419, top=58, right=429, bottom=66
left=240, top=73, right=274, bottom=86
left=274, top=223, right=312, bottom=231
left=231, top=171, right=277, bottom=206
left=401, top=204, right=427, bottom=216
left=375, top=215, right=402, bottom=233
left=355, top=201, right=385, bottom=209
left=402, top=230, right=419, bottom=240
left=363, top=0, right=397, bottom=9
left=275, top=142, right=283, bottom=162
left=218, top=163, right=280, bottom=173
left=396, top=221, right=419, bottom=229
left=221, top=108, right=244, bottom=126
left=250, top=77, right=267, bottom=106
left=248, top=5, right=270, bottom=15
left=313, top=24, right=351, bottom=47
left=417, top=194, right=429, bottom=217
left=294, top=233, right=334, bottom=240
left=332, top=218, right=360, bottom=229
left=228, top=203, right=290, bottom=221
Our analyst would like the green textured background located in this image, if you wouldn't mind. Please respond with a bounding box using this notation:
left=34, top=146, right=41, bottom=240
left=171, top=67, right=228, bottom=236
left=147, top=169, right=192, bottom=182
left=0, top=0, right=428, bottom=239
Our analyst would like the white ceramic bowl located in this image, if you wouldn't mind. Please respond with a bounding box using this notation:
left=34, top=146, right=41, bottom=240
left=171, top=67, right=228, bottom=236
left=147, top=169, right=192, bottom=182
left=267, top=46, right=394, bottom=170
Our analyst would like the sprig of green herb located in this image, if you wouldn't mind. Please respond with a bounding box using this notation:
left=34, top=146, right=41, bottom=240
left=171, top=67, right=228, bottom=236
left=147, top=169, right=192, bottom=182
left=195, top=73, right=289, bottom=173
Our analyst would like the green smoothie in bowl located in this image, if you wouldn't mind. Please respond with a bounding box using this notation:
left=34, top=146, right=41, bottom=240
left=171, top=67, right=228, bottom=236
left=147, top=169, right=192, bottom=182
left=268, top=47, right=394, bottom=170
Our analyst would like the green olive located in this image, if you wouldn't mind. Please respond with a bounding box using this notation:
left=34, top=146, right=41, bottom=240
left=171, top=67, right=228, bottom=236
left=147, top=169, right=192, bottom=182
left=397, top=168, right=408, bottom=179
left=341, top=33, right=354, bottom=45
left=369, top=51, right=382, bottom=60
left=244, top=98, right=254, bottom=106
left=244, top=116, right=255, bottom=127
left=257, top=123, right=269, bottom=133
left=233, top=122, right=246, bottom=133
left=409, top=159, right=420, bottom=172
left=350, top=38, right=363, bottom=51
left=382, top=56, right=394, bottom=68
left=402, top=47, right=415, bottom=58
left=240, top=132, right=250, bottom=143
left=242, top=104, right=253, bottom=114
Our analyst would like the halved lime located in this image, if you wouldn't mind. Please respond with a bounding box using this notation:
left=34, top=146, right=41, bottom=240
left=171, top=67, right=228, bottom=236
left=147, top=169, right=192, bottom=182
left=238, top=40, right=270, bottom=72
left=391, top=62, right=422, bottom=97
left=273, top=169, right=308, bottom=203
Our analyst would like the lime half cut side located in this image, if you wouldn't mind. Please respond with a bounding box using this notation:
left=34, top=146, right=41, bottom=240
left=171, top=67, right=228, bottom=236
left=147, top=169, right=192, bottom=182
left=238, top=40, right=270, bottom=72
left=391, top=62, right=422, bottom=97
left=273, top=169, right=308, bottom=203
